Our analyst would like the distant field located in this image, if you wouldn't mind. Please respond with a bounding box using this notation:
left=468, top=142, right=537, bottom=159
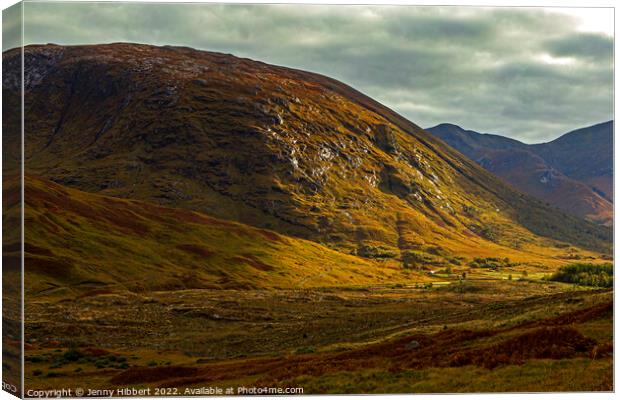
left=23, top=278, right=612, bottom=393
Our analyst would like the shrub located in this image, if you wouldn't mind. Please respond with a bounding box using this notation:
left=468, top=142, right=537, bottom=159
left=26, top=355, right=47, bottom=363
left=95, top=361, right=107, bottom=369
left=462, top=205, right=478, bottom=217
left=447, top=257, right=463, bottom=265
left=425, top=245, right=447, bottom=256
left=295, top=346, right=316, bottom=354
left=62, top=349, right=83, bottom=362
left=357, top=244, right=398, bottom=259
left=49, top=362, right=63, bottom=369
left=438, top=266, right=452, bottom=275
left=402, top=251, right=440, bottom=269
left=481, top=226, right=497, bottom=241
left=469, top=224, right=499, bottom=241
left=469, top=257, right=511, bottom=270
left=550, top=263, right=613, bottom=288
left=446, top=282, right=482, bottom=293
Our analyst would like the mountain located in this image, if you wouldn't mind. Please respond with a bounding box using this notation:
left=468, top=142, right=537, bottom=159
left=531, top=122, right=613, bottom=202
left=427, top=122, right=613, bottom=226
left=2, top=43, right=611, bottom=273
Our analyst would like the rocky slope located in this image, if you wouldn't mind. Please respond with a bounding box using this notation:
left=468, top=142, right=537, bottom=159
left=3, top=43, right=611, bottom=258
left=427, top=122, right=613, bottom=226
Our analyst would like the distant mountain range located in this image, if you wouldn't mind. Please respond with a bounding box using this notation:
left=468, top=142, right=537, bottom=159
left=427, top=121, right=613, bottom=226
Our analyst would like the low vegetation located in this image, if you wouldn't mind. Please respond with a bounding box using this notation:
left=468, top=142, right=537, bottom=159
left=26, top=348, right=131, bottom=376
left=468, top=257, right=513, bottom=270
left=23, top=279, right=612, bottom=393
left=402, top=250, right=441, bottom=269
left=550, top=263, right=613, bottom=288
left=357, top=244, right=399, bottom=259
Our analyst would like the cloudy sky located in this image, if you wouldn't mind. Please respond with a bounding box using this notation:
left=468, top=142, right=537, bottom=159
left=4, top=2, right=614, bottom=142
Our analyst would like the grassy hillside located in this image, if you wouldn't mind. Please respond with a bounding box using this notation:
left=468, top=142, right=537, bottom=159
left=21, top=175, right=430, bottom=296
left=10, top=174, right=608, bottom=300
left=1, top=171, right=605, bottom=300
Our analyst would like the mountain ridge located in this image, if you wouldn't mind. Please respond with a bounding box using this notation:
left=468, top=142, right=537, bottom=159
left=427, top=121, right=613, bottom=226
left=532, top=121, right=613, bottom=202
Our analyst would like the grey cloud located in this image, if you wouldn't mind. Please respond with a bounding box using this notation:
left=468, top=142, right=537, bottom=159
left=2, top=3, right=22, bottom=52
left=546, top=33, right=613, bottom=61
left=14, top=2, right=614, bottom=143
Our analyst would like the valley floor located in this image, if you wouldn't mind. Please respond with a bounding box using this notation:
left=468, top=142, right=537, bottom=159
left=21, top=275, right=612, bottom=394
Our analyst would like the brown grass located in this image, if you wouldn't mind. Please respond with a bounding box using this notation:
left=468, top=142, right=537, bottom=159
left=110, top=366, right=199, bottom=385
left=450, top=327, right=596, bottom=369
left=175, top=244, right=214, bottom=257
left=110, top=303, right=609, bottom=387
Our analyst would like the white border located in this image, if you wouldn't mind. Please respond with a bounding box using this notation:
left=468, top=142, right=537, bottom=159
left=0, top=1, right=616, bottom=400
